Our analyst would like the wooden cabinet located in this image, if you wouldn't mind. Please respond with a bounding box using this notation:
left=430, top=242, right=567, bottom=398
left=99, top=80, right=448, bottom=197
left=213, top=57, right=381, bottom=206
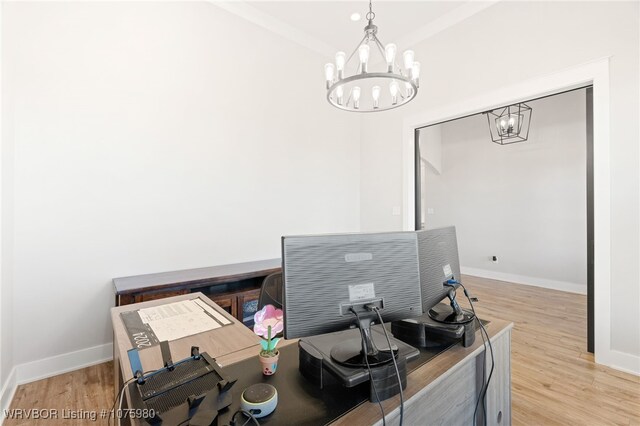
left=208, top=292, right=236, bottom=316
left=113, top=259, right=281, bottom=327
left=133, top=289, right=189, bottom=303
left=206, top=288, right=262, bottom=327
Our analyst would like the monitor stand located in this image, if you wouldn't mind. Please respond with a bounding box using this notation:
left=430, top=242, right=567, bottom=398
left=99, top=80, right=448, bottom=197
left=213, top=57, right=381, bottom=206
left=298, top=325, right=419, bottom=402
left=428, top=284, right=475, bottom=325
left=428, top=304, right=475, bottom=324
left=330, top=314, right=397, bottom=368
left=391, top=285, right=477, bottom=348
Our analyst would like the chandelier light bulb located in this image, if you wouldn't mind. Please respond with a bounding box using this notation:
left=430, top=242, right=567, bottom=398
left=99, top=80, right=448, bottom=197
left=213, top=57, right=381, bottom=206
left=335, top=51, right=346, bottom=79
left=499, top=119, right=507, bottom=133
left=389, top=80, right=399, bottom=95
left=358, top=45, right=370, bottom=63
left=352, top=86, right=361, bottom=101
left=372, top=85, right=381, bottom=109
left=385, top=43, right=397, bottom=72
left=372, top=85, right=381, bottom=100
left=412, top=61, right=421, bottom=87
left=403, top=50, right=415, bottom=72
left=352, top=86, right=361, bottom=109
left=405, top=81, right=413, bottom=97
left=389, top=80, right=399, bottom=105
left=324, top=63, right=335, bottom=89
left=358, top=44, right=370, bottom=73
left=336, top=85, right=344, bottom=105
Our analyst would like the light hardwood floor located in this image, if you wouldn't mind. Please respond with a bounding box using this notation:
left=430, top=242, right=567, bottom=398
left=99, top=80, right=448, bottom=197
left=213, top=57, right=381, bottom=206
left=5, top=276, right=640, bottom=425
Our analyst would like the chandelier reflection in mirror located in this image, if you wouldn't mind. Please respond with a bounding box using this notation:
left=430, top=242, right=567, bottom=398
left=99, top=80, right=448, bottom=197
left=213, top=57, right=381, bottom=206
left=324, top=0, right=419, bottom=112
left=484, top=103, right=533, bottom=145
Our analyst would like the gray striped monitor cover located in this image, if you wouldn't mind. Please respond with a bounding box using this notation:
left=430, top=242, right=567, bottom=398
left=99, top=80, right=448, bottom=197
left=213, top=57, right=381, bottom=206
left=417, top=226, right=461, bottom=312
left=282, top=232, right=423, bottom=339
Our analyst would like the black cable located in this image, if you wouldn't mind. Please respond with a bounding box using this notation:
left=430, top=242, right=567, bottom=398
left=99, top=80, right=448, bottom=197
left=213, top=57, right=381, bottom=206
left=459, top=282, right=494, bottom=426
left=479, top=324, right=494, bottom=425
left=230, top=409, right=260, bottom=426
left=473, top=312, right=488, bottom=425
left=445, top=279, right=492, bottom=425
left=350, top=308, right=386, bottom=426
left=479, top=320, right=494, bottom=425
left=372, top=306, right=404, bottom=426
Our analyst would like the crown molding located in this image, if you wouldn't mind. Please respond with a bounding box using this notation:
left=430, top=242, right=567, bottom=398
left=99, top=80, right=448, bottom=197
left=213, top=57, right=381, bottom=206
left=210, top=1, right=500, bottom=60
left=210, top=1, right=337, bottom=57
left=394, top=1, right=501, bottom=49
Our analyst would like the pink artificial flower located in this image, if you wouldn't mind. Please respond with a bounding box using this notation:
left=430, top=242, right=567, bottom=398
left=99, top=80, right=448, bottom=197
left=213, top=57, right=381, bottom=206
left=254, top=304, right=284, bottom=337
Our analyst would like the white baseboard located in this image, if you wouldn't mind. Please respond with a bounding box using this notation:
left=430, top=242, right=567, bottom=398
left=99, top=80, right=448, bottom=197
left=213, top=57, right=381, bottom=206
left=0, top=343, right=112, bottom=423
left=0, top=367, right=17, bottom=425
left=15, top=343, right=113, bottom=386
left=461, top=266, right=587, bottom=295
left=597, top=349, right=640, bottom=376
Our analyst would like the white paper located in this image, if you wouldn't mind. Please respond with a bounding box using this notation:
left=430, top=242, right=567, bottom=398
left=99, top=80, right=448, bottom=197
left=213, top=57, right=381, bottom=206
left=138, top=300, right=200, bottom=323
left=137, top=299, right=223, bottom=342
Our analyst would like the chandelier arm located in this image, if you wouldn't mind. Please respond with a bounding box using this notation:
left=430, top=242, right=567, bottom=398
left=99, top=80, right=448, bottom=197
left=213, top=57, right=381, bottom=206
left=371, top=35, right=387, bottom=59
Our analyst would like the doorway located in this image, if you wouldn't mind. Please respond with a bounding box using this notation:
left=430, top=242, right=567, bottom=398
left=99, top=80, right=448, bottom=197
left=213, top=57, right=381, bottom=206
left=413, top=87, right=595, bottom=352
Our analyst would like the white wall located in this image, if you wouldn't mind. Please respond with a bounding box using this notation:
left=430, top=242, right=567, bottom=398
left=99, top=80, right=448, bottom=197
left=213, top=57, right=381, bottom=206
left=0, top=0, right=17, bottom=412
left=421, top=90, right=587, bottom=293
left=418, top=125, right=442, bottom=175
left=360, top=1, right=639, bottom=361
left=2, top=1, right=361, bottom=373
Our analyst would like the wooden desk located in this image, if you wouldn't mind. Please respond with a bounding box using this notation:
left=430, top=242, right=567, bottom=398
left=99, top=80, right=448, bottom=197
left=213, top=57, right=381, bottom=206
left=111, top=294, right=512, bottom=425
left=110, top=292, right=262, bottom=400
left=336, top=319, right=513, bottom=426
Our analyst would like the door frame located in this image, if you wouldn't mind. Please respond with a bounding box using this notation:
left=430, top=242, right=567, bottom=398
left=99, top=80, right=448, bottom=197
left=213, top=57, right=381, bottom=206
left=400, top=58, right=619, bottom=370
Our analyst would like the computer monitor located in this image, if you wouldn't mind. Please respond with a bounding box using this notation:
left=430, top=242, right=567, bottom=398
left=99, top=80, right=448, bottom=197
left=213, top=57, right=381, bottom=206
left=391, top=226, right=475, bottom=348
left=416, top=226, right=462, bottom=312
left=418, top=226, right=474, bottom=325
left=282, top=231, right=423, bottom=367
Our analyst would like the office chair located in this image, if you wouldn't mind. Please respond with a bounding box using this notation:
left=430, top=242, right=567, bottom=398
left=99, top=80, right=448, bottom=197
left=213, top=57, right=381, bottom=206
left=258, top=272, right=283, bottom=311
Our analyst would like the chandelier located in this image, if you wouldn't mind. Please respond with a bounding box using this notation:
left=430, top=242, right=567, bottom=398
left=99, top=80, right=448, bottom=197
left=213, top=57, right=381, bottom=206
left=323, top=0, right=419, bottom=112
left=484, top=103, right=533, bottom=145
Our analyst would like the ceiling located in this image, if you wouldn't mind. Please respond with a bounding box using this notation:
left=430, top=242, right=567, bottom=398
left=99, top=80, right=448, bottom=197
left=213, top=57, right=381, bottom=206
left=248, top=2, right=464, bottom=52
left=215, top=1, right=499, bottom=57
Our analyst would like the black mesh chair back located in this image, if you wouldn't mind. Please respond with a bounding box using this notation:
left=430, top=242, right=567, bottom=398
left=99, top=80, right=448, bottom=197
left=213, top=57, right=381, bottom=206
left=258, top=272, right=283, bottom=311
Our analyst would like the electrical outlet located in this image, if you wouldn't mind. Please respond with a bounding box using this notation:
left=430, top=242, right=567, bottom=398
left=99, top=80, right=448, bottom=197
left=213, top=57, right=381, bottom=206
left=492, top=256, right=498, bottom=263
